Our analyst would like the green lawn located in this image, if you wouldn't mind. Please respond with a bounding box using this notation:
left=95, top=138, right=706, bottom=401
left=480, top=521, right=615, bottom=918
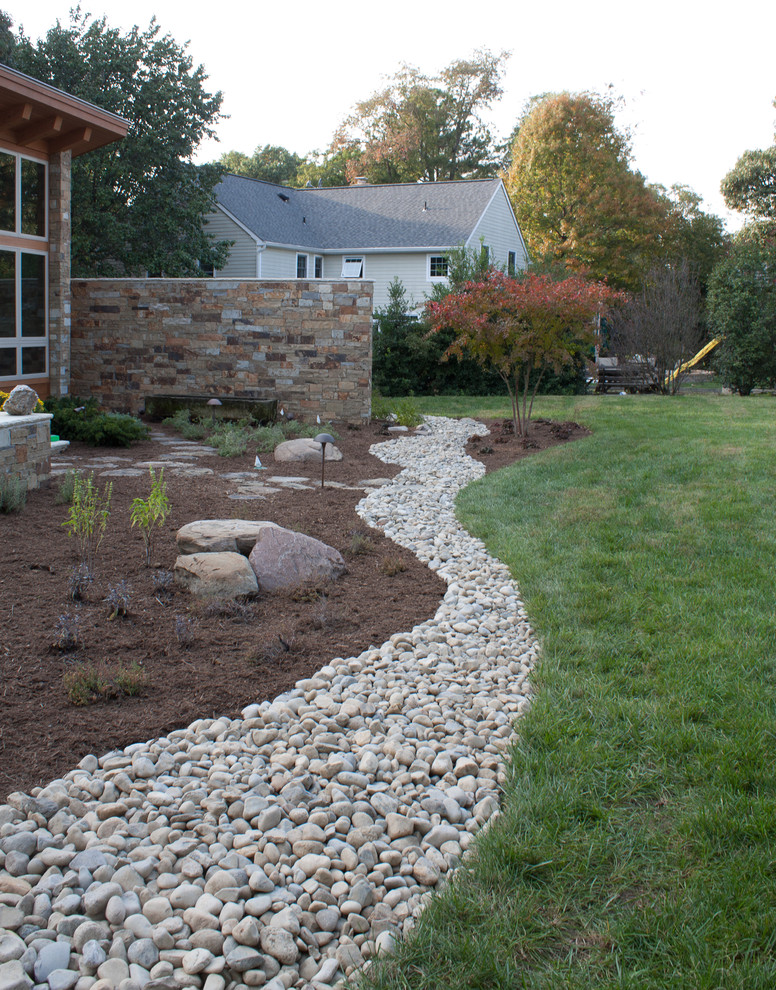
left=361, top=394, right=776, bottom=990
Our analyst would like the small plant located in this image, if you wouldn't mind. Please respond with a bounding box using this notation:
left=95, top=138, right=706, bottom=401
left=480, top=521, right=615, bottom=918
left=174, top=614, right=196, bottom=648
left=209, top=421, right=250, bottom=457
left=391, top=397, right=423, bottom=428
left=55, top=469, right=81, bottom=505
left=62, top=472, right=112, bottom=571
left=44, top=396, right=148, bottom=447
left=68, top=563, right=93, bottom=602
left=381, top=555, right=408, bottom=576
left=114, top=661, right=147, bottom=696
left=63, top=661, right=110, bottom=705
left=104, top=580, right=131, bottom=620
left=130, top=467, right=171, bottom=566
left=152, top=569, right=174, bottom=598
left=0, top=475, right=27, bottom=513
left=348, top=529, right=375, bottom=556
left=54, top=612, right=82, bottom=651
left=163, top=408, right=208, bottom=441
left=204, top=599, right=255, bottom=622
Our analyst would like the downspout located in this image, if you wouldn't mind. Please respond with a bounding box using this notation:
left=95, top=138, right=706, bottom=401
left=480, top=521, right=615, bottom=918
left=256, top=244, right=265, bottom=278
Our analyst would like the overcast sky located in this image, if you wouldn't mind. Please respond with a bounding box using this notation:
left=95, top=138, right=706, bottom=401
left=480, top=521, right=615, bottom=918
left=8, top=0, right=776, bottom=232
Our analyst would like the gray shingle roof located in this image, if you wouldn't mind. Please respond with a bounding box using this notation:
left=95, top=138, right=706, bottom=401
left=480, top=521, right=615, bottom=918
left=214, top=175, right=503, bottom=251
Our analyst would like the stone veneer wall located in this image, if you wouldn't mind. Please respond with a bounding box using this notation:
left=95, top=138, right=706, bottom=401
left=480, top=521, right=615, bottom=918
left=69, top=279, right=373, bottom=423
left=0, top=413, right=53, bottom=489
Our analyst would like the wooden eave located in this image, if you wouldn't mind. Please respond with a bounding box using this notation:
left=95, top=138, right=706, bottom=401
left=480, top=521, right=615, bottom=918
left=0, top=63, right=128, bottom=158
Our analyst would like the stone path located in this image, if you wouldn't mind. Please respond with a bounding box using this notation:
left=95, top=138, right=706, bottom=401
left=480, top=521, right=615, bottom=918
left=50, top=434, right=391, bottom=500
left=0, top=417, right=537, bottom=990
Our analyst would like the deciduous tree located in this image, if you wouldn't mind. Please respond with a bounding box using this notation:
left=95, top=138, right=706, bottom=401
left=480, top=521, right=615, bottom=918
left=707, top=239, right=776, bottom=394
left=505, top=92, right=668, bottom=291
left=427, top=271, right=623, bottom=435
left=721, top=99, right=776, bottom=234
left=218, top=145, right=303, bottom=186
left=7, top=10, right=229, bottom=276
left=334, top=50, right=509, bottom=184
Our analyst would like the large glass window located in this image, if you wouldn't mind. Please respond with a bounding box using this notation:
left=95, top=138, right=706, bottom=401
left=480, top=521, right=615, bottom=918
left=0, top=150, right=47, bottom=239
left=21, top=160, right=46, bottom=237
left=0, top=152, right=15, bottom=233
left=296, top=254, right=308, bottom=278
left=429, top=255, right=449, bottom=279
left=0, top=248, right=47, bottom=382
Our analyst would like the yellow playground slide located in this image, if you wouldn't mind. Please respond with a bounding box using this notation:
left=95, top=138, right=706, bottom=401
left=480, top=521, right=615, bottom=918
left=666, top=337, right=722, bottom=385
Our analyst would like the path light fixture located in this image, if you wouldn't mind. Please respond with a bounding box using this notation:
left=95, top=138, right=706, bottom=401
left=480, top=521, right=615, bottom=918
left=315, top=433, right=335, bottom=489
left=207, top=397, right=222, bottom=427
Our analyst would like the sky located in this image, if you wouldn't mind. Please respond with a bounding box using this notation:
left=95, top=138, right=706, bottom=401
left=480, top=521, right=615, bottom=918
left=7, top=0, right=776, bottom=232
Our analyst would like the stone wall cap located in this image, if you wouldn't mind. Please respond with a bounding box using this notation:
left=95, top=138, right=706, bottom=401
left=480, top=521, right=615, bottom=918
left=0, top=412, right=53, bottom=426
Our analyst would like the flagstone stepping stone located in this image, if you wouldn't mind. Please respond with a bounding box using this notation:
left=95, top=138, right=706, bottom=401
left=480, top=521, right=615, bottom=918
left=174, top=552, right=258, bottom=599
left=177, top=519, right=280, bottom=555
left=248, top=524, right=346, bottom=592
left=274, top=438, right=343, bottom=463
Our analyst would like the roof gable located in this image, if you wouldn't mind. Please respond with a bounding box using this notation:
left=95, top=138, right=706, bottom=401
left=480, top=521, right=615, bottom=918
left=214, top=175, right=508, bottom=251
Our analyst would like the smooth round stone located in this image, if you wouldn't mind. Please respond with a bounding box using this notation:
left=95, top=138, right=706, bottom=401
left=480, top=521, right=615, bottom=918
left=81, top=941, right=107, bottom=969
left=182, top=948, right=214, bottom=975
left=258, top=928, right=298, bottom=966
left=47, top=969, right=80, bottom=990
left=126, top=939, right=158, bottom=969
left=142, top=897, right=172, bottom=923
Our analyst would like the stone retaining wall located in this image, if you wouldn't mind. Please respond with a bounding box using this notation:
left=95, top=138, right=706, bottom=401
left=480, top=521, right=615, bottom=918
left=0, top=412, right=53, bottom=490
left=70, top=279, right=373, bottom=424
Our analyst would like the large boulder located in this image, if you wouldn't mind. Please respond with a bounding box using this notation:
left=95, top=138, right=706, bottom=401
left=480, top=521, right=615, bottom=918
left=2, top=385, right=40, bottom=416
left=248, top=526, right=346, bottom=592
left=176, top=520, right=279, bottom=555
left=274, top=438, right=343, bottom=463
left=174, top=552, right=259, bottom=599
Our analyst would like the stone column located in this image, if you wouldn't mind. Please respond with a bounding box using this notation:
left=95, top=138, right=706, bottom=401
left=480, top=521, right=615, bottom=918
left=47, top=150, right=72, bottom=397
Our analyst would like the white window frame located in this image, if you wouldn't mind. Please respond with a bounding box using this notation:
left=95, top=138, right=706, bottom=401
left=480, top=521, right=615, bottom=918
left=341, top=256, right=364, bottom=278
left=428, top=254, right=450, bottom=281
left=0, top=245, right=49, bottom=382
left=296, top=253, right=308, bottom=278
left=313, top=255, right=323, bottom=279
left=508, top=250, right=517, bottom=276
left=480, top=244, right=491, bottom=266
left=0, top=148, right=48, bottom=241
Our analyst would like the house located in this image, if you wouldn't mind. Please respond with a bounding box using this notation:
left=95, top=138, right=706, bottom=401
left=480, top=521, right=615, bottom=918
left=0, top=63, right=127, bottom=398
left=206, top=175, right=529, bottom=311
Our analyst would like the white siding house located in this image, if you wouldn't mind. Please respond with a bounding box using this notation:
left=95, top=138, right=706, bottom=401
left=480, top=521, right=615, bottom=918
left=206, top=176, right=529, bottom=311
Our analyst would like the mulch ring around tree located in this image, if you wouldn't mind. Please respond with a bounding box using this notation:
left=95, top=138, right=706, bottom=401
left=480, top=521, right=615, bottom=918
left=0, top=415, right=588, bottom=802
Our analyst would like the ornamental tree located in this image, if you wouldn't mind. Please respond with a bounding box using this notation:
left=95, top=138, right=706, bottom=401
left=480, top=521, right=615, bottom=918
left=427, top=271, right=624, bottom=436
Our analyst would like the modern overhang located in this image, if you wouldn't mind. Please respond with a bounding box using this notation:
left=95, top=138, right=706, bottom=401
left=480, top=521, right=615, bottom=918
left=0, top=62, right=129, bottom=157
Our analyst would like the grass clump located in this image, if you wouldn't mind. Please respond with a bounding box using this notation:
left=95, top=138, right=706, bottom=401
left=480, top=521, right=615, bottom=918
left=55, top=469, right=81, bottom=505
left=0, top=474, right=27, bottom=513
left=361, top=393, right=776, bottom=990
left=63, top=660, right=148, bottom=704
left=372, top=391, right=423, bottom=427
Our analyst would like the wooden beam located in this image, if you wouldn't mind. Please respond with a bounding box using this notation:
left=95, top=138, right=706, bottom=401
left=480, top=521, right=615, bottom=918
left=0, top=102, right=33, bottom=128
left=14, top=113, right=63, bottom=144
left=47, top=125, right=93, bottom=154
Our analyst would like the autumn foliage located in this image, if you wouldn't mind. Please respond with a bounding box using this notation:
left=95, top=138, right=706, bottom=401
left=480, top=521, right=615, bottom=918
left=427, top=271, right=625, bottom=435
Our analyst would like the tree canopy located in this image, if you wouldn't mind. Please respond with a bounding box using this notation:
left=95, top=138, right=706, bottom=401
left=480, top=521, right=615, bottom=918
left=324, top=49, right=509, bottom=185
left=5, top=10, right=229, bottom=276
left=505, top=92, right=670, bottom=291
left=218, top=145, right=304, bottom=186
left=721, top=97, right=776, bottom=239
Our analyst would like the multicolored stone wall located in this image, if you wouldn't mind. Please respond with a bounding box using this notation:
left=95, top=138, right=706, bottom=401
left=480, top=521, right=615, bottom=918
left=0, top=413, right=53, bottom=489
left=69, top=279, right=373, bottom=424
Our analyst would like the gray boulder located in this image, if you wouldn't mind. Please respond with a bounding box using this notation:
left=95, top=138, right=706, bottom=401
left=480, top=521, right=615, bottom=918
left=273, top=438, right=342, bottom=463
left=174, top=552, right=259, bottom=599
left=248, top=525, right=346, bottom=592
left=1, top=385, right=40, bottom=416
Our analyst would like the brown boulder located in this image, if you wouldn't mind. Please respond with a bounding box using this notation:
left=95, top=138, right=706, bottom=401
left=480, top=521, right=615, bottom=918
left=176, top=520, right=279, bottom=555
left=248, top=526, right=346, bottom=592
left=273, top=438, right=343, bottom=463
left=174, top=552, right=259, bottom=599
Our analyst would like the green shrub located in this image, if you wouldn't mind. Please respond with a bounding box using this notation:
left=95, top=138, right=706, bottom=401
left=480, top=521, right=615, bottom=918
left=163, top=408, right=208, bottom=440
left=114, top=661, right=147, bottom=696
left=63, top=662, right=109, bottom=705
left=55, top=469, right=81, bottom=505
left=209, top=421, right=250, bottom=457
left=0, top=474, right=27, bottom=513
left=372, top=393, right=423, bottom=427
left=62, top=472, right=112, bottom=571
left=130, top=467, right=171, bottom=565
left=44, top=396, right=148, bottom=447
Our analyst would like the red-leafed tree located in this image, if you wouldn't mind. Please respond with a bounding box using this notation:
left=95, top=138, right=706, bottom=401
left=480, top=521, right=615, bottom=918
left=427, top=271, right=625, bottom=436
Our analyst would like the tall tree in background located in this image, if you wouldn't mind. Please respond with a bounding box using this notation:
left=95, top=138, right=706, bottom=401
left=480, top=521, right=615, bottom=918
left=505, top=92, right=668, bottom=291
left=5, top=10, right=229, bottom=276
left=657, top=184, right=729, bottom=292
left=219, top=145, right=303, bottom=186
left=333, top=50, right=509, bottom=184
left=721, top=96, right=776, bottom=239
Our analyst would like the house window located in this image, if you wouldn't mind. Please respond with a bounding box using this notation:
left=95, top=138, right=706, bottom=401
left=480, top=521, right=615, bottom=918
left=314, top=255, right=323, bottom=279
left=341, top=256, right=364, bottom=278
left=0, top=246, right=48, bottom=382
left=0, top=150, right=47, bottom=239
left=428, top=255, right=449, bottom=280
left=508, top=251, right=517, bottom=276
left=296, top=253, right=308, bottom=278
left=480, top=244, right=490, bottom=266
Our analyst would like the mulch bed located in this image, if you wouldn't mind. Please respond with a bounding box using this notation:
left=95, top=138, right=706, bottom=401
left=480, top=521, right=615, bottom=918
left=0, top=415, right=588, bottom=802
